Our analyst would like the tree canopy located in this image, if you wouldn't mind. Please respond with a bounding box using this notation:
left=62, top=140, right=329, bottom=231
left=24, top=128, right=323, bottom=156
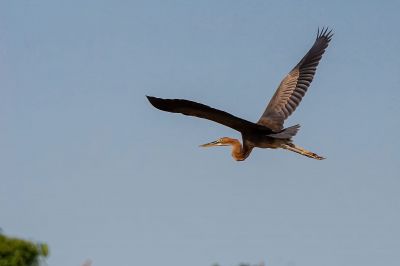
left=0, top=232, right=48, bottom=266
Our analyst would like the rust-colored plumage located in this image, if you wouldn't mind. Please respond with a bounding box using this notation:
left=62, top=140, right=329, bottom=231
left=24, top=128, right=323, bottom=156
left=147, top=28, right=333, bottom=161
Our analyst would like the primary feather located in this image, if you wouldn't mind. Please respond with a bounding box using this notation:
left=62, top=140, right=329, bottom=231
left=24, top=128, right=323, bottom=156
left=258, top=27, right=333, bottom=131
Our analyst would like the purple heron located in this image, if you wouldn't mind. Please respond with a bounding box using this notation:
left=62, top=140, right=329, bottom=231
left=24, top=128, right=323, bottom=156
left=147, top=28, right=333, bottom=161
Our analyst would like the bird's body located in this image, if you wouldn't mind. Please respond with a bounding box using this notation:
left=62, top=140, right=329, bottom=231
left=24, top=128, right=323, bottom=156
left=147, top=28, right=333, bottom=161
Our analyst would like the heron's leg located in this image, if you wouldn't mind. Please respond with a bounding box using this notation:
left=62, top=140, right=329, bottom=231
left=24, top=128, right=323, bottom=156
left=281, top=143, right=325, bottom=160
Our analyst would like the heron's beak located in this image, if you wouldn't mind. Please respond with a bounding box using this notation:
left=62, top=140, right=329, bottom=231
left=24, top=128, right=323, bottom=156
left=199, top=140, right=222, bottom=147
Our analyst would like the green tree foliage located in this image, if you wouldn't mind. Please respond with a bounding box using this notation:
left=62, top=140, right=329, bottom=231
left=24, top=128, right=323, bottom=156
left=0, top=233, right=48, bottom=266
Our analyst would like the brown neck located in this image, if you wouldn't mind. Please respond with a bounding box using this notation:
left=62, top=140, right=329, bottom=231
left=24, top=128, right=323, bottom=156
left=227, top=138, right=246, bottom=161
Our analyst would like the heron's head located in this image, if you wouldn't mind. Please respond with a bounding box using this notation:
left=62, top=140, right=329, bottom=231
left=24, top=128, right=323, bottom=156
left=199, top=137, right=233, bottom=147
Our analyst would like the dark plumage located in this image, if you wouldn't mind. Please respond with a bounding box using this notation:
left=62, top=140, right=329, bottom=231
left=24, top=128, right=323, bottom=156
left=146, top=96, right=275, bottom=135
left=258, top=28, right=333, bottom=131
left=147, top=28, right=333, bottom=161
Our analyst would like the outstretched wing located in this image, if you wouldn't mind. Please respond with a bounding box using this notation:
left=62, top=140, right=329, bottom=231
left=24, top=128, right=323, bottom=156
left=258, top=28, right=333, bottom=131
left=147, top=96, right=274, bottom=134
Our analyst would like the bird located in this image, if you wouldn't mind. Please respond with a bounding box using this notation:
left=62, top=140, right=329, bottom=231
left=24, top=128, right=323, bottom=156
left=147, top=28, right=333, bottom=161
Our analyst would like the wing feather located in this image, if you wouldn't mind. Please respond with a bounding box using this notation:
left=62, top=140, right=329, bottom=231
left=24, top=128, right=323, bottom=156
left=258, top=28, right=333, bottom=131
left=147, top=96, right=275, bottom=134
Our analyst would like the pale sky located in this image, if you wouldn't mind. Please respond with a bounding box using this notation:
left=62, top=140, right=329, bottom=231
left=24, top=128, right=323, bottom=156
left=1, top=1, right=400, bottom=266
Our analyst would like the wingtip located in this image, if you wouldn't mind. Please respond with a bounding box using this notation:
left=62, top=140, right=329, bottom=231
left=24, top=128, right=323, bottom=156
left=146, top=95, right=159, bottom=102
left=146, top=95, right=159, bottom=107
left=146, top=95, right=173, bottom=112
left=316, top=26, right=334, bottom=40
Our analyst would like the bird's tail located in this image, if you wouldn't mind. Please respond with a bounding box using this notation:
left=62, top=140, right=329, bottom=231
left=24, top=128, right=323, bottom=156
left=282, top=143, right=325, bottom=160
left=269, top=124, right=300, bottom=139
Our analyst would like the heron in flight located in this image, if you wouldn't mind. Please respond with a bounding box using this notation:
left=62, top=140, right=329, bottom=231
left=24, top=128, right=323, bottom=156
left=147, top=28, right=333, bottom=161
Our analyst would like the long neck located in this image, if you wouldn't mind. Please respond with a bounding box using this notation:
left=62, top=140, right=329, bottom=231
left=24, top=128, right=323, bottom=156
left=228, top=138, right=246, bottom=161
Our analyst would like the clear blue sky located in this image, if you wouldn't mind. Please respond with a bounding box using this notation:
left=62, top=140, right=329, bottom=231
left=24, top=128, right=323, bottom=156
left=1, top=1, right=400, bottom=266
